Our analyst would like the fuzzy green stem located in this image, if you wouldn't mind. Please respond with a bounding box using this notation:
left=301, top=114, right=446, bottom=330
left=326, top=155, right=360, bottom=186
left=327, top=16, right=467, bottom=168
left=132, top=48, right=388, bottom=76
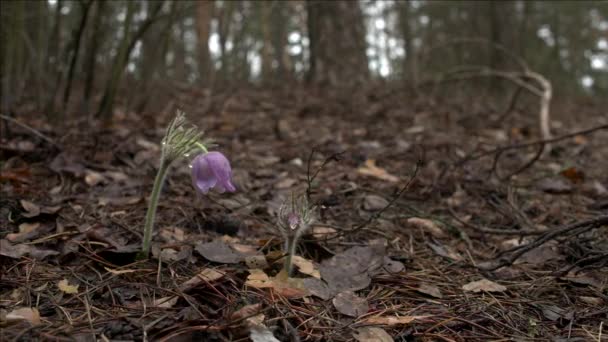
left=140, top=158, right=170, bottom=259
left=195, top=142, right=208, bottom=153
left=284, top=236, right=298, bottom=276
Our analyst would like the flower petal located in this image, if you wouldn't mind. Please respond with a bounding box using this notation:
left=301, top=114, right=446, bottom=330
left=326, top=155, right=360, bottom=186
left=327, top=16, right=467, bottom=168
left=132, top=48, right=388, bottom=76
left=191, top=154, right=218, bottom=194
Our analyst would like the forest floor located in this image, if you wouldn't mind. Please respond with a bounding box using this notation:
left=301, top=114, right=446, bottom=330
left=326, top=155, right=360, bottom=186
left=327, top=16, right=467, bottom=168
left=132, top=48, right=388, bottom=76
left=1, top=85, right=607, bottom=341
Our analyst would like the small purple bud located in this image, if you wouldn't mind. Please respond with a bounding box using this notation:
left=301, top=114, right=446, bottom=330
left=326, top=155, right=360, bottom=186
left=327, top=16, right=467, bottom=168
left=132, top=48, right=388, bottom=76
left=287, top=212, right=300, bottom=230
left=191, top=151, right=236, bottom=194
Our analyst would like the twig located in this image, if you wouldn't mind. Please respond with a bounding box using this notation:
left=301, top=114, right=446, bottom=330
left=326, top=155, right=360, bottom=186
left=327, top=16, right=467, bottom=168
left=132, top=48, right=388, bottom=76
left=305, top=145, right=346, bottom=203
left=454, top=123, right=608, bottom=169
left=330, top=158, right=423, bottom=240
left=478, top=215, right=608, bottom=271
left=0, top=114, right=60, bottom=149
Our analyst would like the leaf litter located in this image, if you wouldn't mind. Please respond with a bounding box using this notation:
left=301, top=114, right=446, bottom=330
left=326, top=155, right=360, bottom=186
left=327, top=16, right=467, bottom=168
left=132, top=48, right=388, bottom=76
left=2, top=86, right=608, bottom=341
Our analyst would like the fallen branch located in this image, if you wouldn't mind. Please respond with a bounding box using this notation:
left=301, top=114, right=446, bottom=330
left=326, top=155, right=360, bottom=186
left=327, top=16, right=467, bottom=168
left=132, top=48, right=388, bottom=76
left=477, top=215, right=608, bottom=271
left=0, top=114, right=61, bottom=150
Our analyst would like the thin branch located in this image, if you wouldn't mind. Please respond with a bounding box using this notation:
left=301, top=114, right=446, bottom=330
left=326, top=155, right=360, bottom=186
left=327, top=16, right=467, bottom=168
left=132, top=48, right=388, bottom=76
left=0, top=114, right=60, bottom=149
left=328, top=158, right=423, bottom=241
left=478, top=215, right=608, bottom=271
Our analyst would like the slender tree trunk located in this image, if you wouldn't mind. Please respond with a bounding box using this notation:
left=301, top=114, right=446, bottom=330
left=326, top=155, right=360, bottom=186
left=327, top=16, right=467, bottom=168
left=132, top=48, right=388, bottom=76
left=196, top=0, right=214, bottom=85
left=63, top=0, right=93, bottom=110
left=306, top=0, right=368, bottom=85
left=83, top=0, right=106, bottom=113
left=96, top=1, right=164, bottom=119
left=260, top=1, right=272, bottom=82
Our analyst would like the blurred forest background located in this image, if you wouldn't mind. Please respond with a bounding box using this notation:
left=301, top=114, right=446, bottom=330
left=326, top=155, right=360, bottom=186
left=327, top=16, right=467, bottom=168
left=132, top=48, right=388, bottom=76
left=1, top=0, right=607, bottom=120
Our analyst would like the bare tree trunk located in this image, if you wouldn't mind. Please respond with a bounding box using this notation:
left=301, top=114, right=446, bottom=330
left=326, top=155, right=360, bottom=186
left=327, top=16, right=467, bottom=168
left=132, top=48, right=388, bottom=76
left=63, top=0, right=93, bottom=111
left=306, top=0, right=368, bottom=85
left=96, top=1, right=164, bottom=119
left=83, top=0, right=106, bottom=113
left=196, top=0, right=214, bottom=85
left=260, top=1, right=273, bottom=82
left=217, top=1, right=234, bottom=82
left=44, top=0, right=63, bottom=115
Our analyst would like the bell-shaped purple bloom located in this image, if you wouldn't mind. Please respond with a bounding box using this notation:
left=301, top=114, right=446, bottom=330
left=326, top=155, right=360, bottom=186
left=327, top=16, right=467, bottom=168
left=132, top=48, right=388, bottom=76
left=191, top=151, right=236, bottom=194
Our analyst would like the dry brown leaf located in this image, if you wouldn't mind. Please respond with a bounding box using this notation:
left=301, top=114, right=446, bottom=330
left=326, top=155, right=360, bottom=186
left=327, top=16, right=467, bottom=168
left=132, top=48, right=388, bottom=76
left=179, top=268, right=226, bottom=292
left=354, top=327, right=394, bottom=342
left=332, top=291, right=369, bottom=317
left=364, top=315, right=428, bottom=326
left=6, top=222, right=41, bottom=243
left=231, top=303, right=263, bottom=321
left=0, top=239, right=59, bottom=260
left=357, top=159, right=399, bottom=183
left=407, top=217, right=446, bottom=238
left=246, top=255, right=269, bottom=269
left=245, top=269, right=309, bottom=298
left=20, top=200, right=40, bottom=217
left=152, top=296, right=178, bottom=308
left=417, top=283, right=443, bottom=298
left=58, top=279, right=79, bottom=294
left=462, top=279, right=507, bottom=293
left=312, top=226, right=338, bottom=239
left=291, top=256, right=321, bottom=278
left=84, top=170, right=106, bottom=186
left=104, top=267, right=138, bottom=275
left=195, top=239, right=244, bottom=264
left=5, top=307, right=41, bottom=326
left=427, top=242, right=463, bottom=262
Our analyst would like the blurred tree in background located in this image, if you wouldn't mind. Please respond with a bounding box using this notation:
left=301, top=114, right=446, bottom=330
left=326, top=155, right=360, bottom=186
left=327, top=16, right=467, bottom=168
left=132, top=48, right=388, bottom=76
left=0, top=0, right=606, bottom=119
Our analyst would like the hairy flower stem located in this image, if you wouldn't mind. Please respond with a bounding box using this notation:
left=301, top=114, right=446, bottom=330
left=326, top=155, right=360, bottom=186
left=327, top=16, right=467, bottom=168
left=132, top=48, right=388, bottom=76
left=284, top=236, right=298, bottom=276
left=140, top=158, right=170, bottom=259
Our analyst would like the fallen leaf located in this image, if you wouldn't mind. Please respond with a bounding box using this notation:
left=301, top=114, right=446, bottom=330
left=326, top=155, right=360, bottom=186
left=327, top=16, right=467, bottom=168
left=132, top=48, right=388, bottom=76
left=560, top=167, right=585, bottom=184
left=427, top=242, right=463, bottom=262
left=320, top=242, right=386, bottom=292
left=195, top=239, right=244, bottom=264
left=231, top=303, right=263, bottom=320
left=104, top=267, right=138, bottom=275
left=538, top=304, right=572, bottom=321
left=537, top=177, right=572, bottom=194
left=6, top=222, right=41, bottom=243
left=363, top=315, right=428, bottom=326
left=578, top=296, right=603, bottom=305
left=291, top=256, right=321, bottom=278
left=383, top=257, right=405, bottom=273
left=462, top=279, right=506, bottom=293
left=407, top=217, right=446, bottom=238
left=84, top=169, right=106, bottom=186
left=312, top=226, right=338, bottom=239
left=153, top=296, right=178, bottom=308
left=179, top=268, right=226, bottom=292
left=249, top=318, right=280, bottom=342
left=20, top=200, right=40, bottom=218
left=0, top=239, right=59, bottom=260
left=245, top=269, right=309, bottom=298
left=417, top=283, right=443, bottom=298
left=98, top=196, right=141, bottom=206
left=5, top=307, right=41, bottom=326
left=58, top=279, right=79, bottom=294
left=354, top=327, right=394, bottom=342
left=301, top=278, right=332, bottom=300
left=332, top=291, right=369, bottom=317
left=357, top=159, right=399, bottom=183
left=274, top=177, right=297, bottom=189
left=363, top=194, right=389, bottom=211
left=246, top=255, right=269, bottom=269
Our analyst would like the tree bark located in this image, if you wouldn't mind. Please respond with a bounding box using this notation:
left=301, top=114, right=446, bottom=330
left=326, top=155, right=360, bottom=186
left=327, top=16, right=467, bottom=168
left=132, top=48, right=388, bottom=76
left=196, top=0, right=214, bottom=85
left=63, top=0, right=93, bottom=110
left=96, top=0, right=164, bottom=119
left=306, top=0, right=369, bottom=85
left=83, top=0, right=106, bottom=113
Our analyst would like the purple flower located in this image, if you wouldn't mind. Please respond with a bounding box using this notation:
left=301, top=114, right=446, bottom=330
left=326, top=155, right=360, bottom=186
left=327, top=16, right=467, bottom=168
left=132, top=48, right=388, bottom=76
left=191, top=152, right=236, bottom=194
